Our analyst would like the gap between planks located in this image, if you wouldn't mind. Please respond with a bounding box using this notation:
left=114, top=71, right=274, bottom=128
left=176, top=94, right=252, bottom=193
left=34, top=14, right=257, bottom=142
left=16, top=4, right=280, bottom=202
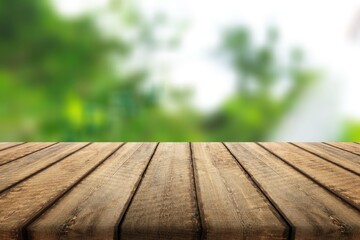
left=258, top=143, right=360, bottom=212
left=291, top=142, right=360, bottom=176
left=323, top=142, right=360, bottom=156
left=0, top=142, right=26, bottom=152
left=0, top=142, right=58, bottom=166
left=189, top=143, right=204, bottom=240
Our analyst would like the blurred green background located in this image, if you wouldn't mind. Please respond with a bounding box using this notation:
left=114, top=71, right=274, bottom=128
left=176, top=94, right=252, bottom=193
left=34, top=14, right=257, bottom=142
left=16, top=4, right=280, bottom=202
left=0, top=0, right=359, bottom=141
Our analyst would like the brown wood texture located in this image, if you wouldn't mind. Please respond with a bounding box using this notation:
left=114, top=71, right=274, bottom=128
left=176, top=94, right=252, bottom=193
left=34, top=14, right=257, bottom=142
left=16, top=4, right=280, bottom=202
left=0, top=142, right=24, bottom=151
left=120, top=143, right=201, bottom=240
left=0, top=142, right=89, bottom=193
left=0, top=142, right=359, bottom=240
left=260, top=142, right=360, bottom=211
left=192, top=143, right=288, bottom=239
left=325, top=142, right=360, bottom=155
left=0, top=142, right=56, bottom=166
left=225, top=142, right=360, bottom=239
left=293, top=142, right=360, bottom=175
left=0, top=142, right=122, bottom=240
left=28, top=143, right=156, bottom=240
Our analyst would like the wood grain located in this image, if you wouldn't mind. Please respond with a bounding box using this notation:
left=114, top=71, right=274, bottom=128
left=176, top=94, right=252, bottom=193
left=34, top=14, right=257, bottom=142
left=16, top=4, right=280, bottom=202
left=260, top=142, right=360, bottom=210
left=28, top=143, right=157, bottom=240
left=225, top=142, right=360, bottom=239
left=0, top=142, right=56, bottom=166
left=0, top=142, right=89, bottom=193
left=0, top=142, right=122, bottom=240
left=293, top=142, right=360, bottom=175
left=0, top=142, right=360, bottom=240
left=0, top=142, right=24, bottom=151
left=192, top=142, right=288, bottom=239
left=325, top=142, right=360, bottom=155
left=120, top=143, right=201, bottom=240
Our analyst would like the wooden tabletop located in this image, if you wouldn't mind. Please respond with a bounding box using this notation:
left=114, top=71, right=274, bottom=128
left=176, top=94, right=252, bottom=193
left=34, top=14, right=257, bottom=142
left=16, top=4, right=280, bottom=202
left=0, top=142, right=359, bottom=240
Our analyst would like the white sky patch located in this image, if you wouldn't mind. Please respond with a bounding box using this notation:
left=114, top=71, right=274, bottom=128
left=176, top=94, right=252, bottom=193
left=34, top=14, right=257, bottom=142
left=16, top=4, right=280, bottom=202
left=51, top=0, right=109, bottom=17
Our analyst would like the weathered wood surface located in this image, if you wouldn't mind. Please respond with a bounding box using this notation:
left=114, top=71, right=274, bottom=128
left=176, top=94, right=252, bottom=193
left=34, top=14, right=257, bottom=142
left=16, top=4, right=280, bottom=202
left=0, top=143, right=122, bottom=240
left=0, top=142, right=359, bottom=240
left=0, top=142, right=24, bottom=151
left=293, top=142, right=360, bottom=175
left=0, top=142, right=89, bottom=193
left=120, top=143, right=200, bottom=240
left=28, top=143, right=155, bottom=240
left=0, top=142, right=56, bottom=166
left=192, top=143, right=288, bottom=239
left=260, top=142, right=360, bottom=210
left=225, top=143, right=360, bottom=239
left=325, top=142, right=360, bottom=155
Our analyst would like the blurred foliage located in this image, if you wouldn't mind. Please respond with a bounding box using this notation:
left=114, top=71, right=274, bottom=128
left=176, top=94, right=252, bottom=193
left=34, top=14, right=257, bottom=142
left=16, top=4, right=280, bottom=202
left=0, top=0, right=320, bottom=141
left=0, top=0, right=201, bottom=141
left=203, top=26, right=319, bottom=141
left=340, top=120, right=360, bottom=141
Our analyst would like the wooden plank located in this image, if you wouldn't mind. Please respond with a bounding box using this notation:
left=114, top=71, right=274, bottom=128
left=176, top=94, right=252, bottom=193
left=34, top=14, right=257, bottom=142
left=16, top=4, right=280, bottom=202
left=293, top=142, right=360, bottom=175
left=0, top=142, right=56, bottom=166
left=27, top=142, right=157, bottom=240
left=260, top=142, right=360, bottom=211
left=0, top=142, right=122, bottom=240
left=120, top=143, right=201, bottom=240
left=192, top=143, right=288, bottom=239
left=0, top=142, right=24, bottom=151
left=325, top=142, right=360, bottom=155
left=0, top=142, right=89, bottom=193
left=225, top=142, right=360, bottom=239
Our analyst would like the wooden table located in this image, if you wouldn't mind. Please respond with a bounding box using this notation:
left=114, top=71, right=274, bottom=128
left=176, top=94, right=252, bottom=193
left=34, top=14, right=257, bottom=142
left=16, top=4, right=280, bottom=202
left=0, top=142, right=359, bottom=239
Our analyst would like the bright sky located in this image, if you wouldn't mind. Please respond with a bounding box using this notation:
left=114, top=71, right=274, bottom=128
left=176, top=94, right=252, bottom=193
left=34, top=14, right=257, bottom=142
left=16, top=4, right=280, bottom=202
left=53, top=0, right=360, bottom=120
